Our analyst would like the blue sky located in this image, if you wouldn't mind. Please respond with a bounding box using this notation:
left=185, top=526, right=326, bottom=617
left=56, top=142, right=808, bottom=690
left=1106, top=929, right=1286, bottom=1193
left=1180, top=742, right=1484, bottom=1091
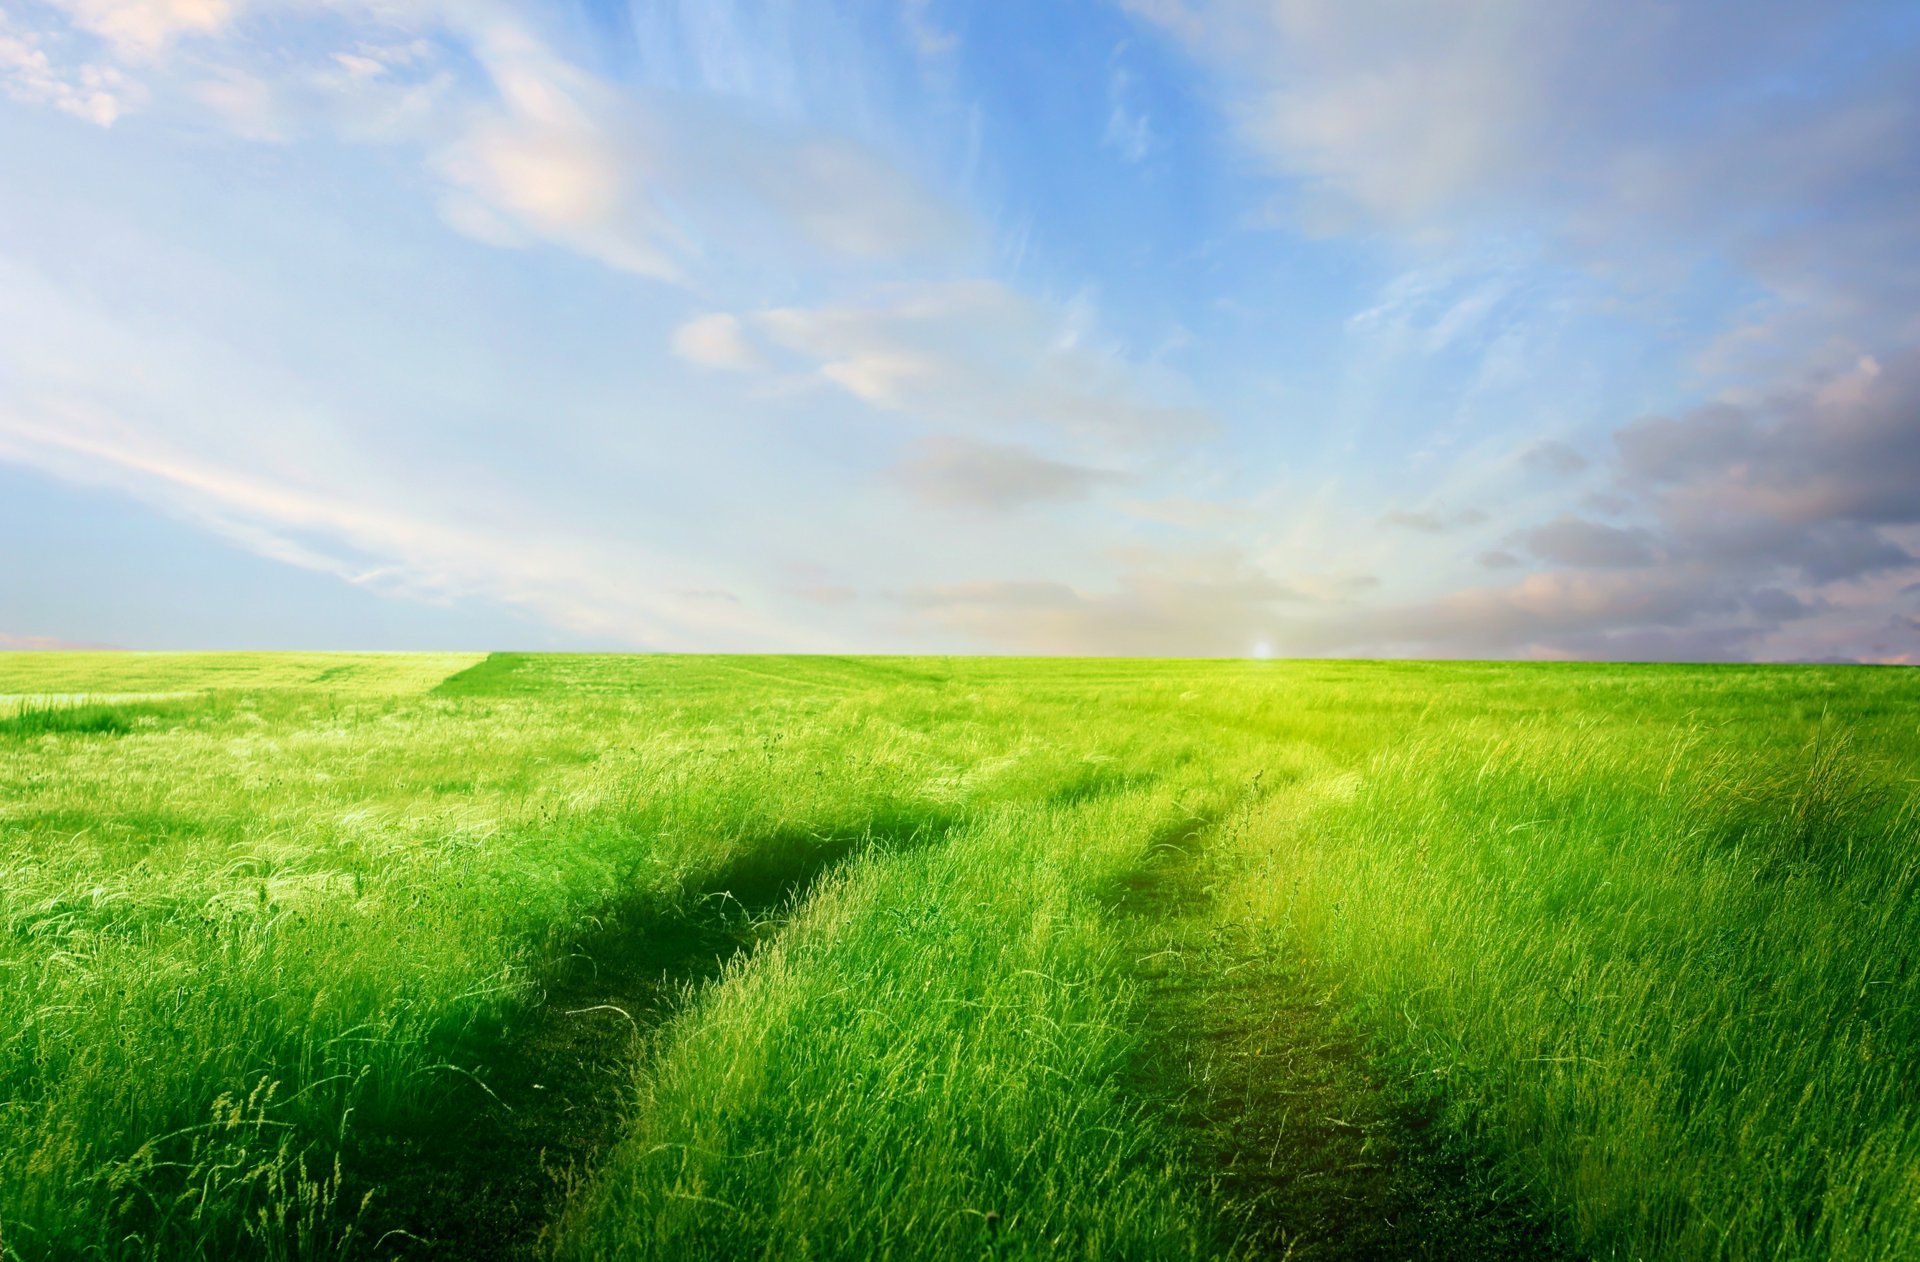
left=3, top=0, right=1918, bottom=660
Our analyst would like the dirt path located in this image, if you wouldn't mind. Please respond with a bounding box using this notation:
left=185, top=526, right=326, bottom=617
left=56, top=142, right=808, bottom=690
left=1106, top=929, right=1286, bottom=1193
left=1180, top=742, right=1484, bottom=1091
left=346, top=831, right=868, bottom=1260
left=1114, top=814, right=1577, bottom=1261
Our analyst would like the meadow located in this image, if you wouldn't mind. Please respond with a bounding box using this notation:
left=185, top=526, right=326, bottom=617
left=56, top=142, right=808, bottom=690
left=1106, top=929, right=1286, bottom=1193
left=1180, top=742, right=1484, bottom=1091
left=0, top=652, right=1915, bottom=1260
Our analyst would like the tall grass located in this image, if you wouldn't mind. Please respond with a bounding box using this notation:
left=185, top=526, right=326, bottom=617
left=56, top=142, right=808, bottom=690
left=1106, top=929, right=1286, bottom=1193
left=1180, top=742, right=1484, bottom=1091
left=2, top=653, right=1915, bottom=1260
left=0, top=657, right=1096, bottom=1256
left=560, top=795, right=1228, bottom=1261
left=1214, top=711, right=1920, bottom=1260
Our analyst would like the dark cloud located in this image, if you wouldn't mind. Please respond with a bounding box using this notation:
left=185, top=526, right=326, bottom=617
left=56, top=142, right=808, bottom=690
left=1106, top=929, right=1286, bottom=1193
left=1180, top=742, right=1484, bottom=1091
left=1747, top=588, right=1817, bottom=623
left=1619, top=352, right=1920, bottom=531
left=1381, top=506, right=1488, bottom=533
left=1420, top=348, right=1920, bottom=659
left=898, top=347, right=1920, bottom=654
left=1615, top=403, right=1755, bottom=485
left=1665, top=518, right=1913, bottom=585
left=1520, top=440, right=1588, bottom=476
left=1607, top=352, right=1920, bottom=586
left=1518, top=516, right=1658, bottom=568
left=891, top=436, right=1127, bottom=510
left=1361, top=572, right=1743, bottom=654
left=1530, top=625, right=1767, bottom=664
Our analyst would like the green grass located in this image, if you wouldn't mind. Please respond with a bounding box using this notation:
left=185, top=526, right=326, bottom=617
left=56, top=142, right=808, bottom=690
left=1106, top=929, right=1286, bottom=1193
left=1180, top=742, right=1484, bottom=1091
left=0, top=653, right=1914, bottom=1260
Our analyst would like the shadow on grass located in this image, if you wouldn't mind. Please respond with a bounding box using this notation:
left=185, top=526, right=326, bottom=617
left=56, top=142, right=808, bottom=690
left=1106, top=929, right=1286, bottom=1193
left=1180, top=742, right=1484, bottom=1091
left=0, top=696, right=207, bottom=738
left=1111, top=826, right=1579, bottom=1262
left=348, top=811, right=959, bottom=1260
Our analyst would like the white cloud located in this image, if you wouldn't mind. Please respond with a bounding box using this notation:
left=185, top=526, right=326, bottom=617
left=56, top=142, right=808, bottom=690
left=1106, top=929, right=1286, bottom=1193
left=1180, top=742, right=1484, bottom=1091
left=1102, top=55, right=1151, bottom=163
left=901, top=0, right=957, bottom=59
left=892, top=435, right=1127, bottom=510
left=427, top=22, right=687, bottom=281
left=6, top=2, right=970, bottom=290
left=187, top=66, right=280, bottom=139
left=47, top=0, right=240, bottom=61
left=0, top=19, right=138, bottom=124
left=671, top=312, right=762, bottom=371
left=755, top=280, right=1214, bottom=450
left=1131, top=0, right=1920, bottom=342
left=0, top=397, right=808, bottom=650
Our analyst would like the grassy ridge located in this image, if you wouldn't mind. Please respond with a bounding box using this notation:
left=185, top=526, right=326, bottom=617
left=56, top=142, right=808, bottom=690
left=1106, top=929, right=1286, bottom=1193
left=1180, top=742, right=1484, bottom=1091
left=1, top=654, right=1915, bottom=1259
left=0, top=652, right=483, bottom=699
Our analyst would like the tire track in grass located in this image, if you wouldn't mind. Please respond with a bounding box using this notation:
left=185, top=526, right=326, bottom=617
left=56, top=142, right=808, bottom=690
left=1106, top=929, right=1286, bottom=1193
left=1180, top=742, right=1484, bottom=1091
left=1114, top=795, right=1578, bottom=1261
left=348, top=815, right=958, bottom=1260
left=551, top=780, right=1222, bottom=1261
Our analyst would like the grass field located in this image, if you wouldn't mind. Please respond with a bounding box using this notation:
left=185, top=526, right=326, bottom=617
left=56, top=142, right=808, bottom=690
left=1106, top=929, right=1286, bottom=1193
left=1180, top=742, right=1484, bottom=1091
left=1, top=653, right=1916, bottom=1260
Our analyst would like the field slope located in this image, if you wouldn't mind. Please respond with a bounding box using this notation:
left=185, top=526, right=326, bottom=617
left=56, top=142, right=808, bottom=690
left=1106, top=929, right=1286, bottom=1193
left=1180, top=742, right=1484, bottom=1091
left=1, top=653, right=1915, bottom=1260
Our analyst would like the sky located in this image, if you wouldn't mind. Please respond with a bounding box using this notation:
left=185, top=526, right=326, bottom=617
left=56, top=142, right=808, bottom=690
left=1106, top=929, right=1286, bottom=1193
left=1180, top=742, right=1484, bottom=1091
left=2, top=0, right=1918, bottom=661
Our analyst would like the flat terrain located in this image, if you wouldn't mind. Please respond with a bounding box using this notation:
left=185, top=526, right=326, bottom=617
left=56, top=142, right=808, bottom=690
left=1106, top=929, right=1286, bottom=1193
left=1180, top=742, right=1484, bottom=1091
left=1, top=653, right=1916, bottom=1260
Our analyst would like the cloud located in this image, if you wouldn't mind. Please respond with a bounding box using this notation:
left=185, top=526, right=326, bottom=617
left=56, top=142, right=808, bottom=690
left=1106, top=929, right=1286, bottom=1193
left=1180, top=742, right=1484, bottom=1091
left=1124, top=0, right=1594, bottom=223
left=1747, top=588, right=1817, bottom=623
left=1404, top=346, right=1920, bottom=657
left=1127, top=0, right=1920, bottom=398
left=1518, top=515, right=1657, bottom=569
left=671, top=312, right=763, bottom=371
left=1599, top=351, right=1920, bottom=591
left=899, top=542, right=1417, bottom=655
left=903, top=552, right=1300, bottom=656
left=0, top=394, right=810, bottom=652
left=1381, top=506, right=1487, bottom=534
left=0, top=630, right=122, bottom=650
left=0, top=16, right=138, bottom=124
left=897, top=550, right=1759, bottom=660
left=792, top=583, right=858, bottom=606
left=1103, top=54, right=1151, bottom=163
left=48, top=0, right=239, bottom=61
left=892, top=435, right=1126, bottom=510
left=1331, top=570, right=1748, bottom=658
left=1520, top=439, right=1588, bottom=476
left=1117, top=494, right=1259, bottom=531
left=901, top=0, right=957, bottom=58
left=1124, top=1, right=1912, bottom=253
left=755, top=281, right=1214, bottom=449
left=1620, top=354, right=1920, bottom=531
left=11, top=2, right=971, bottom=289
left=187, top=65, right=280, bottom=139
left=429, top=24, right=689, bottom=281
left=1117, top=0, right=1920, bottom=663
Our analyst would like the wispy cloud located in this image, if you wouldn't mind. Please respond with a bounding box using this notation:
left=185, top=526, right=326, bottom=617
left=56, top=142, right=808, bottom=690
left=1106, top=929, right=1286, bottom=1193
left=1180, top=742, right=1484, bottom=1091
left=671, top=312, right=764, bottom=371
left=2, top=0, right=1915, bottom=661
left=1102, top=50, right=1151, bottom=164
left=752, top=281, right=1214, bottom=450
left=0, top=629, right=122, bottom=650
left=892, top=435, right=1127, bottom=511
left=0, top=9, right=138, bottom=123
left=0, top=397, right=807, bottom=649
